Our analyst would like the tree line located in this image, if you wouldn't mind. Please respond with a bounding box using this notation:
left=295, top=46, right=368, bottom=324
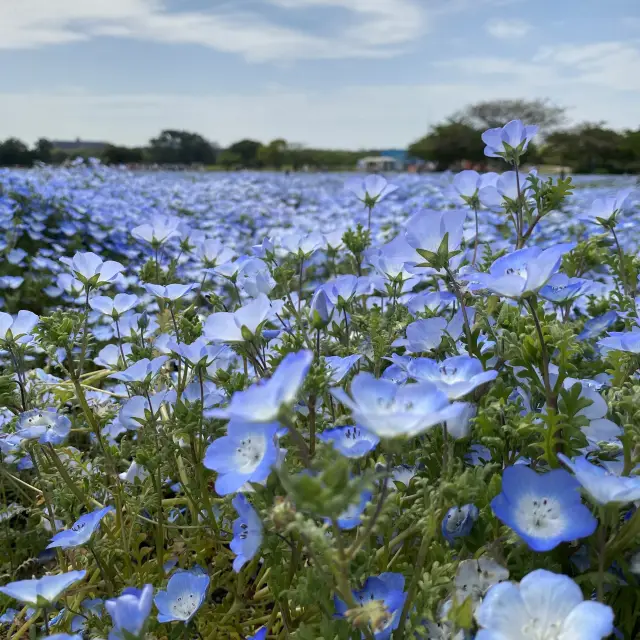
left=1, top=99, right=639, bottom=173
left=0, top=131, right=373, bottom=171
left=408, top=99, right=640, bottom=174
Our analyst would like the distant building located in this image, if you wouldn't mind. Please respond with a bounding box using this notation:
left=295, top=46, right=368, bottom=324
left=52, top=138, right=109, bottom=152
left=356, top=155, right=401, bottom=172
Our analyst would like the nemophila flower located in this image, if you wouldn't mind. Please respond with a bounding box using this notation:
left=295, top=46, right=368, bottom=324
left=237, top=258, right=276, bottom=297
left=334, top=572, right=406, bottom=640
left=109, top=356, right=168, bottom=383
left=402, top=317, right=447, bottom=352
left=203, top=293, right=284, bottom=342
left=47, top=506, right=115, bottom=549
left=539, top=273, right=592, bottom=303
left=42, top=634, right=83, bottom=640
left=195, top=238, right=236, bottom=267
left=407, top=290, right=456, bottom=316
left=231, top=494, right=263, bottom=572
left=168, top=338, right=225, bottom=368
left=475, top=569, right=613, bottom=640
left=208, top=350, right=313, bottom=422
left=345, top=174, right=398, bottom=207
left=248, top=628, right=267, bottom=640
left=331, top=372, right=465, bottom=438
left=203, top=420, right=280, bottom=495
left=154, top=570, right=210, bottom=624
left=0, top=310, right=39, bottom=343
left=17, top=408, right=71, bottom=445
left=94, top=343, right=132, bottom=369
left=0, top=570, right=87, bottom=606
left=598, top=328, right=640, bottom=354
left=118, top=391, right=176, bottom=430
left=446, top=402, right=476, bottom=440
left=317, top=425, right=379, bottom=458
left=89, top=293, right=139, bottom=318
left=578, top=310, right=617, bottom=341
left=280, top=230, right=326, bottom=256
left=119, top=460, right=149, bottom=484
left=559, top=454, right=640, bottom=504
left=310, top=287, right=333, bottom=326
left=462, top=244, right=575, bottom=299
left=381, top=365, right=407, bottom=384
left=490, top=465, right=597, bottom=551
left=64, top=251, right=124, bottom=286
left=132, top=215, right=183, bottom=245
left=334, top=489, right=372, bottom=530
left=143, top=282, right=197, bottom=301
left=405, top=209, right=467, bottom=256
left=324, top=274, right=360, bottom=305
left=454, top=556, right=509, bottom=609
left=481, top=119, right=538, bottom=161
left=477, top=170, right=536, bottom=209
left=325, top=354, right=362, bottom=384
left=408, top=356, right=497, bottom=400
left=580, top=187, right=633, bottom=225
left=105, top=583, right=153, bottom=640
left=442, top=504, right=479, bottom=543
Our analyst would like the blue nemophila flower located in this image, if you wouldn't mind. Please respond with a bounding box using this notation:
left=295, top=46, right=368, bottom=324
left=598, top=328, right=640, bottom=354
left=578, top=310, right=617, bottom=341
left=143, top=282, right=198, bottom=301
left=17, top=408, right=71, bottom=445
left=0, top=570, right=87, bottom=606
left=331, top=372, right=465, bottom=438
left=0, top=310, right=39, bottom=343
left=317, top=425, right=379, bottom=458
left=580, top=187, right=633, bottom=226
left=89, top=294, right=139, bottom=318
left=310, top=287, right=333, bottom=326
left=559, top=454, right=640, bottom=504
left=442, top=504, right=479, bottom=543
left=64, top=251, right=124, bottom=286
left=539, top=273, right=592, bottom=303
left=195, top=238, right=236, bottom=268
left=408, top=355, right=497, bottom=400
left=334, top=572, right=406, bottom=640
left=475, top=569, right=613, bottom=640
left=95, top=343, right=133, bottom=369
left=491, top=466, right=597, bottom=551
left=345, top=175, right=398, bottom=207
left=109, top=356, right=168, bottom=383
left=105, top=583, right=153, bottom=640
left=42, top=634, right=83, bottom=640
left=325, top=354, right=362, bottom=384
left=168, top=338, right=226, bottom=368
left=462, top=244, right=575, bottom=299
left=231, top=494, right=263, bottom=572
left=402, top=317, right=447, bottom=352
left=203, top=420, right=280, bottom=495
left=334, top=489, right=372, bottom=530
left=208, top=350, right=312, bottom=422
left=405, top=209, right=466, bottom=256
left=47, top=506, right=115, bottom=549
left=248, top=628, right=267, bottom=640
left=131, top=215, right=183, bottom=245
left=154, top=570, right=210, bottom=624
left=481, top=119, right=538, bottom=161
left=203, top=293, right=284, bottom=342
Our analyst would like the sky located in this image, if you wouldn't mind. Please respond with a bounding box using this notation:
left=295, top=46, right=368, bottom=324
left=1, top=0, right=639, bottom=149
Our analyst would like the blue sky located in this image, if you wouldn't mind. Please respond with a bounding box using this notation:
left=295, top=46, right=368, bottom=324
left=1, top=0, right=639, bottom=148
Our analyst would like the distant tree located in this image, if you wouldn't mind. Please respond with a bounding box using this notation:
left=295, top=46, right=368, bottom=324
left=217, top=150, right=242, bottom=170
left=33, top=138, right=53, bottom=164
left=0, top=138, right=33, bottom=166
left=257, top=139, right=288, bottom=169
left=456, top=98, right=566, bottom=131
left=148, top=130, right=217, bottom=165
left=227, top=139, right=262, bottom=168
left=102, top=145, right=145, bottom=165
left=408, top=121, right=485, bottom=171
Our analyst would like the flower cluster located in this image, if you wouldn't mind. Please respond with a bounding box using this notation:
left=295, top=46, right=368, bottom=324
left=0, top=119, right=637, bottom=639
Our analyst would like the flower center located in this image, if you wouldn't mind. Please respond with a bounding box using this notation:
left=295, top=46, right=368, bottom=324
left=234, top=434, right=267, bottom=473
left=521, top=617, right=563, bottom=639
left=505, top=266, right=527, bottom=278
left=71, top=522, right=86, bottom=532
left=170, top=592, right=199, bottom=619
left=516, top=495, right=565, bottom=537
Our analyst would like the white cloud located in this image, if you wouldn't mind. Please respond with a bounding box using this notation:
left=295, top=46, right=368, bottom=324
left=484, top=18, right=531, bottom=39
left=0, top=0, right=428, bottom=60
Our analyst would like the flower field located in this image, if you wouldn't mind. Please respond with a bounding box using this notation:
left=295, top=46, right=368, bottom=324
left=1, top=123, right=640, bottom=639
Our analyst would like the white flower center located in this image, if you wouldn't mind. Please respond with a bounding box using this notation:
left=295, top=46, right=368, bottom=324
left=521, top=617, right=563, bottom=639
left=170, top=591, right=199, bottom=619
left=233, top=434, right=267, bottom=473
left=514, top=494, right=565, bottom=538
